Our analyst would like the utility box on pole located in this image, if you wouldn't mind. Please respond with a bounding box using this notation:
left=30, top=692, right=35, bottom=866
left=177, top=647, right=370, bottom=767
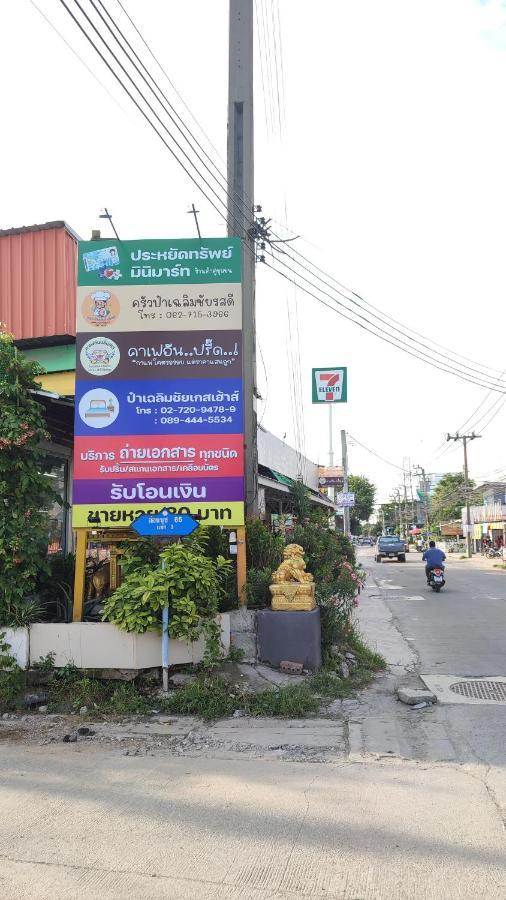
left=228, top=0, right=258, bottom=519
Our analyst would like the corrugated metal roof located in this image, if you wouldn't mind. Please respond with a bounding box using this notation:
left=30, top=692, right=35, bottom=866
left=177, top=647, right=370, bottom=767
left=0, top=220, right=81, bottom=241
left=0, top=223, right=78, bottom=341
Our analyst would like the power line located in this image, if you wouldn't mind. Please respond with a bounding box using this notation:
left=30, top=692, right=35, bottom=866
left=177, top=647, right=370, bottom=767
left=29, top=0, right=128, bottom=114
left=56, top=1, right=506, bottom=394
left=257, top=341, right=269, bottom=426
left=114, top=0, right=227, bottom=167
left=430, top=367, right=506, bottom=462
left=269, top=240, right=506, bottom=389
left=73, top=0, right=245, bottom=229
left=270, top=232, right=506, bottom=380
left=262, top=253, right=506, bottom=393
left=94, top=0, right=236, bottom=209
left=57, top=0, right=230, bottom=226
left=477, top=395, right=506, bottom=434
left=100, top=3, right=505, bottom=387
left=346, top=433, right=407, bottom=472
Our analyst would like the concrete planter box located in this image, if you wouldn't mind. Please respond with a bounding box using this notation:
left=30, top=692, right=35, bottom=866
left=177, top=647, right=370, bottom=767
left=1, top=628, right=29, bottom=669
left=29, top=616, right=230, bottom=670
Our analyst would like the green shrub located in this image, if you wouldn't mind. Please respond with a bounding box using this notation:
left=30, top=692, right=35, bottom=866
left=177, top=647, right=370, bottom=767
left=163, top=673, right=238, bottom=719
left=246, top=684, right=319, bottom=718
left=245, top=566, right=273, bottom=608
left=106, top=682, right=151, bottom=715
left=0, top=631, right=24, bottom=707
left=46, top=663, right=104, bottom=711
left=244, top=519, right=283, bottom=608
left=102, top=543, right=232, bottom=656
left=246, top=519, right=284, bottom=571
left=119, top=540, right=160, bottom=577
left=0, top=330, right=62, bottom=626
left=36, top=554, right=75, bottom=623
left=162, top=673, right=320, bottom=720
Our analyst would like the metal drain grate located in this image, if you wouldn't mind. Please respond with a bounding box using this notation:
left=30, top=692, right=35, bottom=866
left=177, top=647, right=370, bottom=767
left=450, top=680, right=506, bottom=701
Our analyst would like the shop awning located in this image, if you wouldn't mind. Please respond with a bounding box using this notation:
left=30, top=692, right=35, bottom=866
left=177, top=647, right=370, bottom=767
left=258, top=465, right=335, bottom=510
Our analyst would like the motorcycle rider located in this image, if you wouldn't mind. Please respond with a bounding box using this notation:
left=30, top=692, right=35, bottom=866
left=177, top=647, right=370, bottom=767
left=422, top=540, right=446, bottom=585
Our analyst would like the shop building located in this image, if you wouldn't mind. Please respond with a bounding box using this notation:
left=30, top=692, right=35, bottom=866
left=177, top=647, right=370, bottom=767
left=465, top=482, right=506, bottom=551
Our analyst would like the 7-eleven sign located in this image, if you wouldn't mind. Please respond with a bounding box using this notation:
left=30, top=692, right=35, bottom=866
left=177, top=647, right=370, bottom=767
left=312, top=367, right=348, bottom=403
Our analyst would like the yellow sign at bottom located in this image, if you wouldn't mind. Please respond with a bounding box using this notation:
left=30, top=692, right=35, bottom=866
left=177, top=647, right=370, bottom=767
left=72, top=501, right=245, bottom=529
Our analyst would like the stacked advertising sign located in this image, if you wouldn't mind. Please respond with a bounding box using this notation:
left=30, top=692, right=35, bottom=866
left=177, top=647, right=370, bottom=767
left=72, top=238, right=244, bottom=530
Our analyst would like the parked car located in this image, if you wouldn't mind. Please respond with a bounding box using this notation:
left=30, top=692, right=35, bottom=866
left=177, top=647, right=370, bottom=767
left=375, top=535, right=406, bottom=563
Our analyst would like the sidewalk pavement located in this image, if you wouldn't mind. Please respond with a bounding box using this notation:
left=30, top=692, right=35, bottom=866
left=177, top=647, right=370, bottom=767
left=445, top=552, right=505, bottom=571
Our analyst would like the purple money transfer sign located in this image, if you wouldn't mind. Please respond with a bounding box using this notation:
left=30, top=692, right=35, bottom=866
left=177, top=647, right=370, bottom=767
left=72, top=476, right=245, bottom=504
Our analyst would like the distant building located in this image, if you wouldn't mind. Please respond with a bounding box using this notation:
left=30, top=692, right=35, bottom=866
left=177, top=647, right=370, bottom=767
left=464, top=482, right=506, bottom=550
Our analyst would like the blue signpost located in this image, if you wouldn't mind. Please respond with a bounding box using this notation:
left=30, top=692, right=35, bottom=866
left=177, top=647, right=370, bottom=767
left=131, top=510, right=199, bottom=690
left=132, top=510, right=199, bottom=538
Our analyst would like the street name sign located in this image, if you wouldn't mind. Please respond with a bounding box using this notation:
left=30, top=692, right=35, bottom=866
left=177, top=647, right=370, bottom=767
left=335, top=492, right=355, bottom=508
left=132, top=510, right=199, bottom=537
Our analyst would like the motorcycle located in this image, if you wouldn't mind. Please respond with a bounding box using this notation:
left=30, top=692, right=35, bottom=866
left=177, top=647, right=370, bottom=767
left=428, top=567, right=445, bottom=592
left=486, top=547, right=502, bottom=559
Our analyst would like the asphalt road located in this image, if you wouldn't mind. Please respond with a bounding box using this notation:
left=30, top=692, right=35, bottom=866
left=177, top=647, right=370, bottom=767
left=360, top=547, right=506, bottom=676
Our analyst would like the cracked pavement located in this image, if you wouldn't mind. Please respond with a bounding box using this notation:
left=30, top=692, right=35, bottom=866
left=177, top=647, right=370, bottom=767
left=0, top=548, right=505, bottom=898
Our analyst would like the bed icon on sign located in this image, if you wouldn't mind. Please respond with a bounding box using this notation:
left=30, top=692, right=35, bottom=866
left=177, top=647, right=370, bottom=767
left=78, top=388, right=120, bottom=430
left=85, top=398, right=115, bottom=419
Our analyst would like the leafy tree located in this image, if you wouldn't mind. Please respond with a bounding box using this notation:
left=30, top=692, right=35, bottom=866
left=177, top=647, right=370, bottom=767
left=430, top=473, right=477, bottom=525
left=378, top=502, right=397, bottom=530
left=348, top=475, right=376, bottom=533
left=245, top=518, right=284, bottom=608
left=0, top=330, right=60, bottom=625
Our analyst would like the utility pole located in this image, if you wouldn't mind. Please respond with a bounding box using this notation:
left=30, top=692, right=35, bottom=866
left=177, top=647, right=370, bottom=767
left=187, top=203, right=202, bottom=239
left=341, top=429, right=350, bottom=537
left=392, top=489, right=401, bottom=535
left=402, top=473, right=409, bottom=541
left=446, top=433, right=481, bottom=558
left=414, top=465, right=430, bottom=540
left=228, top=0, right=257, bottom=521
left=99, top=207, right=120, bottom=240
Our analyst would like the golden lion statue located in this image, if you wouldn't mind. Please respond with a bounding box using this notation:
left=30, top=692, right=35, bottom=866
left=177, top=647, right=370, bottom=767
left=271, top=544, right=314, bottom=584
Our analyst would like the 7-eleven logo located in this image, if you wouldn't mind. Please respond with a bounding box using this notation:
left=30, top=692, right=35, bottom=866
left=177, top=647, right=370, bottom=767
left=314, top=369, right=344, bottom=402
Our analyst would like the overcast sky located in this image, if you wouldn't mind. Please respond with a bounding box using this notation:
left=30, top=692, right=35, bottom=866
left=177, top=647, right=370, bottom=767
left=1, top=0, right=505, bottom=503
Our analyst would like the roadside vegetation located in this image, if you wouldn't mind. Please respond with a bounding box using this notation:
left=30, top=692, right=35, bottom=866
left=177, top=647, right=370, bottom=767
left=0, top=631, right=385, bottom=720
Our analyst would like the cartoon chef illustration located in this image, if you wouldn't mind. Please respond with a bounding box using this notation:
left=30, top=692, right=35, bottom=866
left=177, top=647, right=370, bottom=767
left=91, top=290, right=111, bottom=319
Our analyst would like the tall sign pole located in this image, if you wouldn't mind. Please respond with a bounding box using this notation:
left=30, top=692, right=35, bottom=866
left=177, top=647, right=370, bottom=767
left=341, top=429, right=350, bottom=537
left=312, top=367, right=348, bottom=531
left=228, top=0, right=257, bottom=520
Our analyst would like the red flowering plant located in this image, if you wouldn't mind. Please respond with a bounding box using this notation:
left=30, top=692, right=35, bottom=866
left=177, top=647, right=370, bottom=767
left=317, top=559, right=366, bottom=659
left=286, top=481, right=368, bottom=655
left=0, top=328, right=61, bottom=626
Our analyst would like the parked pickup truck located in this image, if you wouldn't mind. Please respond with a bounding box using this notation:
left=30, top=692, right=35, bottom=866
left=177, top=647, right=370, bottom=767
left=375, top=535, right=406, bottom=563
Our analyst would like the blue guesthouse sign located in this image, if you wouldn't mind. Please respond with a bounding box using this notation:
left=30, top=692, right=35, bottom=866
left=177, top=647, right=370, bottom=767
left=132, top=510, right=199, bottom=537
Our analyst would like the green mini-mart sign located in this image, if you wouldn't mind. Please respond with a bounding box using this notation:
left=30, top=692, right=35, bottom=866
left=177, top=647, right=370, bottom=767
left=78, top=237, right=242, bottom=286
left=312, top=367, right=347, bottom=403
